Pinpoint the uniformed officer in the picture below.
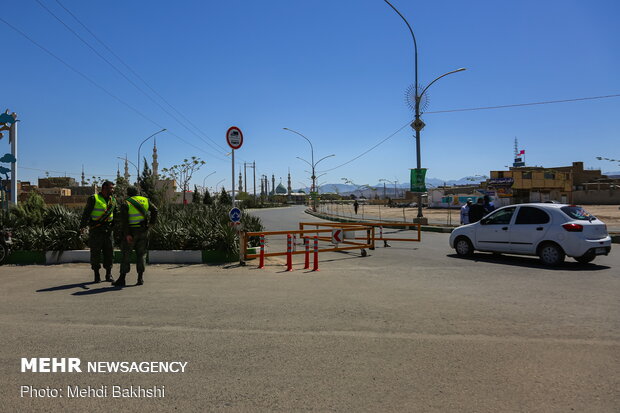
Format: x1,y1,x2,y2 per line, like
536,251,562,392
113,186,158,287
80,180,117,283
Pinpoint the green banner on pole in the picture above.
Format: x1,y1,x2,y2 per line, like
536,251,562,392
410,168,427,192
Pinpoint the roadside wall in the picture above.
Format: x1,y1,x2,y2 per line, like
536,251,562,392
572,190,620,204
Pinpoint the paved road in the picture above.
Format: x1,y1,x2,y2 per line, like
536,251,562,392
1,205,618,412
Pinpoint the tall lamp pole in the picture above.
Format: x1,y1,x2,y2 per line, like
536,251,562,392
383,0,465,220
137,128,166,180
283,127,334,210
202,171,216,194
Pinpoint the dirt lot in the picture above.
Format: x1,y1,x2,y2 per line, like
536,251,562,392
318,203,620,230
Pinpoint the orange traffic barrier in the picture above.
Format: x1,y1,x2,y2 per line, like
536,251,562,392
304,236,310,269
300,222,420,245
258,234,265,269
286,234,293,271
312,236,319,271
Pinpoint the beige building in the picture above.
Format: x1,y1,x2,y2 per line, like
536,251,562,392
489,162,619,204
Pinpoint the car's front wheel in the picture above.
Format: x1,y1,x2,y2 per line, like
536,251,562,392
538,242,565,266
575,251,596,264
454,236,474,257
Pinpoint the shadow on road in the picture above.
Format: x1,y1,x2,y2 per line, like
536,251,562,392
447,253,611,271
71,285,136,296
36,282,97,292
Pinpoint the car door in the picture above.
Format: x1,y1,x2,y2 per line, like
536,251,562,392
474,207,516,252
509,206,551,254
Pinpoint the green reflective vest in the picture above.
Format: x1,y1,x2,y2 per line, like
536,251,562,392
127,196,149,227
90,194,114,223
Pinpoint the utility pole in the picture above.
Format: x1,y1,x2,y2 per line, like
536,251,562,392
244,161,256,198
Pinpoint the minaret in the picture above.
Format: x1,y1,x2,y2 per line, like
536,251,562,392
287,169,292,195
152,138,159,178
116,164,120,180
81,165,86,186
271,174,275,196
124,156,130,181
238,172,243,193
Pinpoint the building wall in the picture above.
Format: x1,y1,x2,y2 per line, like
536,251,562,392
572,189,620,204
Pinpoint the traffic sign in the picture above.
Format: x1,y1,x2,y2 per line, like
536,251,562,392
226,126,243,150
411,118,426,132
331,229,344,244
229,207,242,223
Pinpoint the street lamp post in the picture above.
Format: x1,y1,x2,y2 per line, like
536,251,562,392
116,156,139,180
137,128,166,180
283,127,335,210
202,171,216,194
383,0,465,220
379,178,398,199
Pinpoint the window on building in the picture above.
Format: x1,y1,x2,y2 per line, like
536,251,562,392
497,172,504,178
522,171,532,179
515,206,550,225
544,172,555,179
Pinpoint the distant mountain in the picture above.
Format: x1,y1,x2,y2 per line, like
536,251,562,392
305,176,487,197
604,171,620,178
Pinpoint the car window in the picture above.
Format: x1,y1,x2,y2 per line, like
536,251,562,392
515,206,550,225
480,207,516,225
560,206,597,221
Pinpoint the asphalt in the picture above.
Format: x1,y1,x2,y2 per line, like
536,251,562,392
1,205,618,412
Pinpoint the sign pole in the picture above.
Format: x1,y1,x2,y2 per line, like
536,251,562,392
10,121,17,206
231,149,235,205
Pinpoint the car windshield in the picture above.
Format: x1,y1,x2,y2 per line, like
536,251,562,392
560,206,597,221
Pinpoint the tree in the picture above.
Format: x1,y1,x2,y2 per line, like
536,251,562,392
219,187,232,205
115,176,130,200
202,188,213,205
160,156,206,205
192,185,202,203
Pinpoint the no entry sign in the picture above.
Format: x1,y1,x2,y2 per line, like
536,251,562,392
226,126,243,150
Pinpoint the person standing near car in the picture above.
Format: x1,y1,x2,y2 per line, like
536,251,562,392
468,198,486,223
460,198,472,225
113,186,158,287
353,200,359,214
483,195,496,214
80,180,117,283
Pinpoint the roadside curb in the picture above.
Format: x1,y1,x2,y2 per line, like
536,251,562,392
5,249,241,265
306,209,620,243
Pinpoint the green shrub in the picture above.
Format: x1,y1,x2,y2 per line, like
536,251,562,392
1,200,263,252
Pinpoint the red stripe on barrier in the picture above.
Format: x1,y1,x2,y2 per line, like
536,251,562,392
312,236,319,271
286,234,293,271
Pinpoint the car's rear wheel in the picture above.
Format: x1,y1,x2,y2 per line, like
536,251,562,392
455,237,474,257
575,251,596,264
538,242,565,266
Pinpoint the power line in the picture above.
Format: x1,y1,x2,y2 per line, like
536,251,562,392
36,0,228,157
320,121,411,172
54,0,228,155
323,93,620,173
18,166,116,177
425,94,620,114
0,15,226,161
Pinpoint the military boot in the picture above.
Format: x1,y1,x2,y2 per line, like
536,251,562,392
137,273,144,286
112,274,126,287
104,268,114,283
93,270,101,283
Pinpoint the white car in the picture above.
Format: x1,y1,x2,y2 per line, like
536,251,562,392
449,203,612,265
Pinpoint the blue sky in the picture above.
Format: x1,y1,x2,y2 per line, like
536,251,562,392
3,0,619,192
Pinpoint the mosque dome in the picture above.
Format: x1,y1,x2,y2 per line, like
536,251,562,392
275,183,288,194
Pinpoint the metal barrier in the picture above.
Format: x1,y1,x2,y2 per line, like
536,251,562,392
242,225,375,265
299,221,421,247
